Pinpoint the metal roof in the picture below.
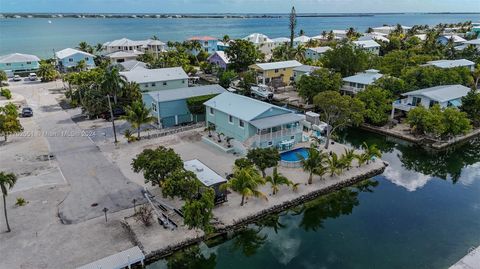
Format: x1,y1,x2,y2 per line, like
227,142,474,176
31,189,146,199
104,38,165,47
188,36,218,41
243,33,273,44
307,46,331,53
147,84,226,103
55,48,94,59
402,84,471,103
204,92,292,121
293,65,320,73
271,37,290,43
207,51,230,64
250,113,305,129
120,67,188,84
251,60,302,71
439,35,466,43
343,70,383,85
106,51,142,59
353,39,381,48
0,53,40,63
117,60,146,71
76,246,144,269
184,159,227,187
464,39,480,45
426,59,475,69
293,35,311,42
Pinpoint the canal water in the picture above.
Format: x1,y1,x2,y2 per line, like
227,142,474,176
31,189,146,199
148,129,480,269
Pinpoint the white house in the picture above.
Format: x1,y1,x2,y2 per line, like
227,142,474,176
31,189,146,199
341,69,383,94
391,84,472,118
305,46,331,61
293,35,311,47
463,39,480,49
103,38,166,55
424,59,475,71
359,34,389,43
243,33,274,56
353,39,381,55
271,37,290,48
120,67,189,92
372,25,412,35
105,51,142,63
437,35,467,46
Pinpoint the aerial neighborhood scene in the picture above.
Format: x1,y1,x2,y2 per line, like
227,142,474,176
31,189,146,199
1,0,480,268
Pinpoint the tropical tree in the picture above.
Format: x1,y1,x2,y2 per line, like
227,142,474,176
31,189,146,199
234,157,254,169
0,71,7,84
265,167,292,195
121,100,155,139
292,44,306,62
161,169,201,201
313,91,365,149
460,88,480,127
37,60,58,82
356,86,393,126
301,145,328,184
218,69,237,88
221,166,266,206
77,41,93,54
326,152,344,177
0,171,17,232
101,66,126,104
0,103,23,142
289,6,297,48
131,146,183,186
322,42,369,77
182,188,215,233
361,142,382,164
225,40,262,72
297,68,342,103
75,59,87,72
341,148,356,170
246,147,280,178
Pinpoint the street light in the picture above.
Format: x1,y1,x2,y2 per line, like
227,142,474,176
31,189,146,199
102,207,109,223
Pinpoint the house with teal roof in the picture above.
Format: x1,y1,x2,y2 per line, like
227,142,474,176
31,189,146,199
204,92,304,152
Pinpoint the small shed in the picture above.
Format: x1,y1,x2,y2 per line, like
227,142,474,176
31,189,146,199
184,159,228,204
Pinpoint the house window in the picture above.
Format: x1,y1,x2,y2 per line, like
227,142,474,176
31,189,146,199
69,58,73,62
182,80,185,84
412,97,422,106
145,84,149,88
85,57,89,61
228,115,233,124
274,69,279,73
429,100,438,107
163,82,167,86
151,83,156,87
152,103,157,112
26,61,31,64
6,63,11,66
239,120,244,128
209,107,214,115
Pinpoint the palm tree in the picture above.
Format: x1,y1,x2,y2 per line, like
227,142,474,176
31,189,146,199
346,27,357,40
1,171,17,232
101,66,126,104
355,152,370,167
75,59,87,72
293,44,306,62
221,166,267,206
265,167,291,195
301,145,328,184
77,41,93,54
326,152,343,177
121,100,155,139
362,142,382,164
222,35,230,43
341,148,356,170
94,43,103,54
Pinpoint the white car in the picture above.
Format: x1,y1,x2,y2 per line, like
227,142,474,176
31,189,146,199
13,75,22,81
28,73,37,81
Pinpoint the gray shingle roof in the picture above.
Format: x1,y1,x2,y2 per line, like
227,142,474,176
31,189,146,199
148,84,226,102
402,84,471,102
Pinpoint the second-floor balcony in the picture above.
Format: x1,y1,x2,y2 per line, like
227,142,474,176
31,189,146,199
392,99,415,111
341,85,364,94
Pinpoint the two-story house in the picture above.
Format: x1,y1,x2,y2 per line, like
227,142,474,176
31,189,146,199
391,84,472,119
120,67,189,92
55,48,95,71
424,59,475,72
341,69,383,95
243,33,275,56
249,60,302,87
204,92,304,153
0,53,40,73
187,36,219,54
305,46,331,61
353,39,381,55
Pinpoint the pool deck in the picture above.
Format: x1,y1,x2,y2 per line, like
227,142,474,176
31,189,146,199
449,246,480,269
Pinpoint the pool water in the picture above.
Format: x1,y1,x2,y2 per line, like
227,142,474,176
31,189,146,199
280,148,309,162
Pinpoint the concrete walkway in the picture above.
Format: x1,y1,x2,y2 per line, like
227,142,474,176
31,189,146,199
9,80,144,224
450,246,480,269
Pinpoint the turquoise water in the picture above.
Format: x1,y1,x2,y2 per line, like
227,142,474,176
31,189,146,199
280,147,309,162
148,129,480,269
1,13,480,57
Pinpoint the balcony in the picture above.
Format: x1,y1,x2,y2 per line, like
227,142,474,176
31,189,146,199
245,127,302,148
392,99,415,112
341,85,364,94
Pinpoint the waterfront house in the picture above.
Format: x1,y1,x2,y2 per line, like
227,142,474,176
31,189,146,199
293,35,311,47
391,84,471,118
55,48,95,71
120,67,189,92
293,65,320,82
207,51,230,70
305,46,331,61
359,34,389,43
187,36,219,54
353,39,381,55
462,39,480,49
424,59,475,71
372,25,412,35
331,30,348,39
103,38,166,55
437,35,467,46
105,51,142,63
204,92,304,151
217,41,230,51
243,33,275,56
143,84,226,128
116,60,147,71
249,60,302,87
341,69,383,95
271,37,290,48
0,53,40,73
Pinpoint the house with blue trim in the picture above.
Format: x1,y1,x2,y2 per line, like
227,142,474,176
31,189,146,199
55,48,95,71
204,92,304,152
120,67,189,92
0,53,40,73
143,84,226,128
187,36,219,54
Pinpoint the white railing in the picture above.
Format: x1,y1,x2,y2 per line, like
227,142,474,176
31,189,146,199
244,127,301,148
392,99,414,111
341,85,363,94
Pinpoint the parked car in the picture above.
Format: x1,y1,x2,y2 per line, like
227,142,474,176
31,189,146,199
28,73,37,81
13,75,22,81
21,107,33,117
99,107,125,121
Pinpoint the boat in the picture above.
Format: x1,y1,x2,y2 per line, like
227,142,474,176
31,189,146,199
251,84,273,100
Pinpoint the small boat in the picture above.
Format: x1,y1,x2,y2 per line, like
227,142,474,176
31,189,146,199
48,20,52,24
251,84,273,100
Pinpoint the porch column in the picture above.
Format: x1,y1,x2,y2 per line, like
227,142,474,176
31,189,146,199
390,106,395,120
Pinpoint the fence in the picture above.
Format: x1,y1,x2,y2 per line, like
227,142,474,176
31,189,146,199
144,122,204,140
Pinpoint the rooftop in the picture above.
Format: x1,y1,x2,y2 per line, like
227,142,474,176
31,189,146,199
426,59,475,69
251,60,302,71
307,46,331,53
184,159,227,187
439,35,467,43
117,60,146,71
243,33,273,44
76,246,144,269
271,37,290,43
293,65,320,73
207,51,230,64
106,51,143,59
293,35,311,42
55,48,93,59
0,53,40,64
402,84,471,102
104,38,165,47
343,69,383,85
353,39,381,48
250,113,305,129
120,67,188,84
204,92,292,122
464,39,480,45
147,84,226,103
188,36,218,41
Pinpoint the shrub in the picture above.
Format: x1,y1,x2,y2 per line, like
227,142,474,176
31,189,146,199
134,205,154,227
15,197,27,206
0,88,12,100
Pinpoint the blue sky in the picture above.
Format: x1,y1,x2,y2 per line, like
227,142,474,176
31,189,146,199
1,0,479,13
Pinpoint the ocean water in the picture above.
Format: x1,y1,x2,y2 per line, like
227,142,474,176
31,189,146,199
1,13,480,58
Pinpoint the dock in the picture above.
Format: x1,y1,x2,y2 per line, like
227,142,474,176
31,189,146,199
76,246,145,269
449,246,480,269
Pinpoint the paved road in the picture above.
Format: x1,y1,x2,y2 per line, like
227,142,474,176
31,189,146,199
9,80,144,224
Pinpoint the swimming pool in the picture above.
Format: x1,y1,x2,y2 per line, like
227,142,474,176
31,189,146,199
280,147,309,162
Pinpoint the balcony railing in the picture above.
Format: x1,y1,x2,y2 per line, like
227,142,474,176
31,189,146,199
392,99,415,111
244,127,302,148
341,85,363,94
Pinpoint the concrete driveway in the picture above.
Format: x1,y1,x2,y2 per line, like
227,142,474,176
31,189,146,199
8,80,144,224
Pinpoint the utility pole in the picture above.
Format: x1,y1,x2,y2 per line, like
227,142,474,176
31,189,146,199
107,94,118,143
102,207,109,223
